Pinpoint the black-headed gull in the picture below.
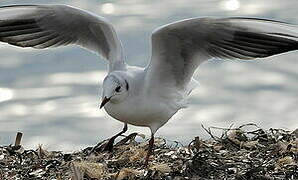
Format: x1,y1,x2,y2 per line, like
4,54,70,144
1,4,298,165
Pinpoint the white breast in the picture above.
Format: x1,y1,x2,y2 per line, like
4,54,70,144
104,94,178,130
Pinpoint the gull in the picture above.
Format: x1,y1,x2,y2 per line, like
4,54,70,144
1,4,298,165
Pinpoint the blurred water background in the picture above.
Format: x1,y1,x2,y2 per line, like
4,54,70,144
0,0,298,151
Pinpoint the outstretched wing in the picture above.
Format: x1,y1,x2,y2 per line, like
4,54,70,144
0,4,125,71
146,17,298,92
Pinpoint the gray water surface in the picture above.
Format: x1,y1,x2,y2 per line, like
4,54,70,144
0,0,298,151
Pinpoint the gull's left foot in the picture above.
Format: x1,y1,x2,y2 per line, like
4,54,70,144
103,132,138,151
89,123,128,154
115,132,138,146
102,135,117,152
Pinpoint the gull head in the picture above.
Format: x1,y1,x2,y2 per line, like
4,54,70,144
100,73,129,108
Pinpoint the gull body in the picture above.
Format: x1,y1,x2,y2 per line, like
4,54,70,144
103,67,188,133
1,4,298,164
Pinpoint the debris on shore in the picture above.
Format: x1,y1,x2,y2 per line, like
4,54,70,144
0,124,297,179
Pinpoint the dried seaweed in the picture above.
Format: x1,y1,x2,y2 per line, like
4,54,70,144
0,125,297,179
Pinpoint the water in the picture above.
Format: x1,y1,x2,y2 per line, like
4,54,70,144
0,0,298,151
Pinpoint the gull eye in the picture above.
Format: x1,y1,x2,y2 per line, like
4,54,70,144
115,86,121,92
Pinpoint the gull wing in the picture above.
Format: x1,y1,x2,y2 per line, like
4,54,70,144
146,17,298,91
0,5,125,71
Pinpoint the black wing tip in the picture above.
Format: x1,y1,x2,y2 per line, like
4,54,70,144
234,31,298,58
225,17,295,25
0,4,38,9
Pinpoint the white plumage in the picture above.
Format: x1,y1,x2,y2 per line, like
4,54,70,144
1,4,298,164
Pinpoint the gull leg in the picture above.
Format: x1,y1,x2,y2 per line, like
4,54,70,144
90,123,127,153
145,133,154,166
103,123,128,151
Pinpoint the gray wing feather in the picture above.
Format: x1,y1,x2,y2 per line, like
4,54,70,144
0,5,125,71
147,17,298,89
